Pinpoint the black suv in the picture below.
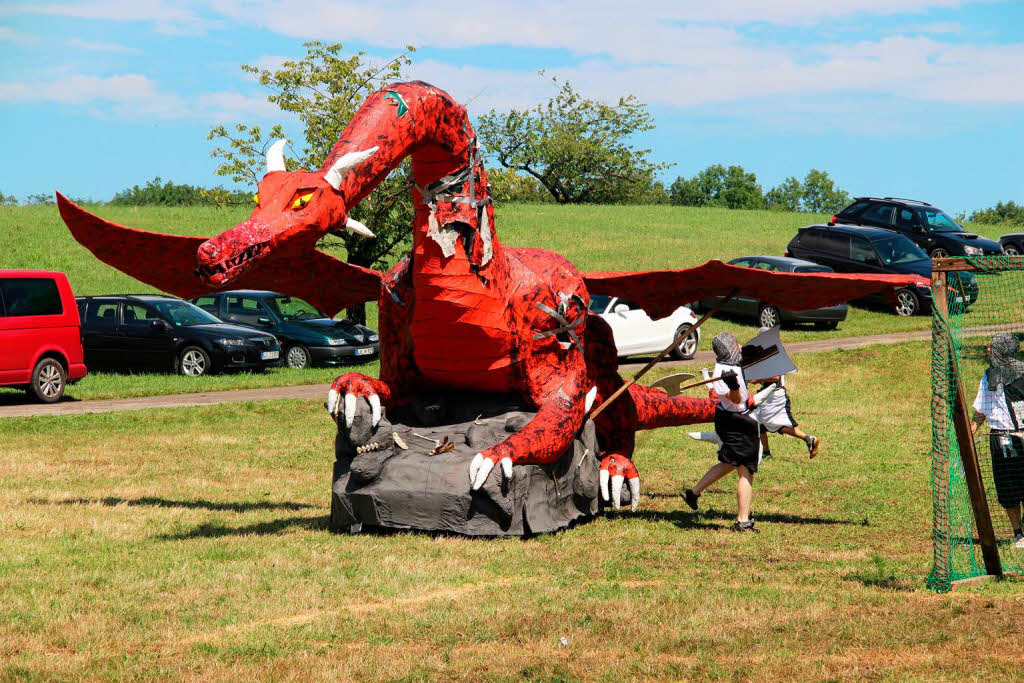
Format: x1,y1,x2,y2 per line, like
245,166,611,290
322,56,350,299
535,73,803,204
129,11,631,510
76,295,281,376
787,224,957,316
190,290,379,369
832,197,1001,259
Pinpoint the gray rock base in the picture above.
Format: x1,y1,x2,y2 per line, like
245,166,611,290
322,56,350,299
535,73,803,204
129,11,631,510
330,393,624,536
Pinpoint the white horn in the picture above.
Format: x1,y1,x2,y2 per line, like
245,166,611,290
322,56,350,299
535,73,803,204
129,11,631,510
324,146,378,190
265,139,287,173
344,217,375,238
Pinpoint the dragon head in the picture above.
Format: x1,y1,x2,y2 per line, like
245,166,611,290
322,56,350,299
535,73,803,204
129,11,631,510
194,140,378,286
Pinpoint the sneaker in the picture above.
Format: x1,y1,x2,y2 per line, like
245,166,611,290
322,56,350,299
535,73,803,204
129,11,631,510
683,488,699,510
805,435,820,459
762,449,773,459
732,520,759,533
1014,531,1024,549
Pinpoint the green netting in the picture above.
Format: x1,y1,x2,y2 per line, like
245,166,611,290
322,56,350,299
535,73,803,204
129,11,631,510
929,256,1024,591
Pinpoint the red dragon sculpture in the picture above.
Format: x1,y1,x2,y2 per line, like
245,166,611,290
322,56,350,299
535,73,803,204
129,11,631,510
57,81,922,510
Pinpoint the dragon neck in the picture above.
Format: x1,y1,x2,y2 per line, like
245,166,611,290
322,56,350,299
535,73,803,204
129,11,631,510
323,80,504,273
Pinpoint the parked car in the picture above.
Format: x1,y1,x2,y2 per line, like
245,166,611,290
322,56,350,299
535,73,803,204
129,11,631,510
786,224,976,316
998,232,1024,255
697,256,848,330
831,197,1002,259
76,294,281,376
589,295,699,359
0,270,87,402
189,290,379,369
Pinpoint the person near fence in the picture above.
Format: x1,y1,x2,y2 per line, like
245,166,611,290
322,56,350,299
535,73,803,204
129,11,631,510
970,333,1024,549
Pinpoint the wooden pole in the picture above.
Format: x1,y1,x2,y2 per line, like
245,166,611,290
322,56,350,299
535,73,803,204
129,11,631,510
589,290,737,420
934,269,1002,577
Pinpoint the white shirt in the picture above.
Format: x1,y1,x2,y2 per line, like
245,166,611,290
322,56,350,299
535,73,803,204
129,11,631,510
757,375,788,414
712,362,748,413
973,373,1016,431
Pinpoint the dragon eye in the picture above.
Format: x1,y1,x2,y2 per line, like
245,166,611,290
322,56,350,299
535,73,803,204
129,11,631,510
253,194,259,205
292,192,314,210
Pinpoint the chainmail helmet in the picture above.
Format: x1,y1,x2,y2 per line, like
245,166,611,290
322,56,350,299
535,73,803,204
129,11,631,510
712,332,742,365
986,333,1024,387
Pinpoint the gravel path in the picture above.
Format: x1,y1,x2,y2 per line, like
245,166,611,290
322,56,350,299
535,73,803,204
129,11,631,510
0,329,935,419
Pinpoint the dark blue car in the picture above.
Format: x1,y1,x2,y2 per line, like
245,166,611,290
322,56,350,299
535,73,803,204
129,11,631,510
191,290,379,369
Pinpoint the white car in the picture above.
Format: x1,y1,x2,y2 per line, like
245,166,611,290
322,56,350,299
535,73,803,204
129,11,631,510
589,295,700,359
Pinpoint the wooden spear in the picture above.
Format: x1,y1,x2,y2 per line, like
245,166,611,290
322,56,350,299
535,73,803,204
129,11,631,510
588,290,737,420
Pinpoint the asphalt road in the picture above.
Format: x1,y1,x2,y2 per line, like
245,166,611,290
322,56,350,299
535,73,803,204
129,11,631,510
0,329,934,419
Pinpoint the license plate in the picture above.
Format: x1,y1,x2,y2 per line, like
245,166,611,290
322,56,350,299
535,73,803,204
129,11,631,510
261,351,279,360
355,347,374,356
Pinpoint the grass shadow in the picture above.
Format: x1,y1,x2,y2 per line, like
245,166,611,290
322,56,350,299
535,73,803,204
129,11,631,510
157,514,328,540
29,496,315,513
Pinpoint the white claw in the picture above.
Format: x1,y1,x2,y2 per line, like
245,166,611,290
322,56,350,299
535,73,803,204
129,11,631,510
369,394,382,427
688,431,722,445
611,474,624,510
584,385,598,412
326,388,339,416
599,469,610,501
470,453,494,490
752,383,779,408
500,457,513,481
629,477,641,512
344,393,357,429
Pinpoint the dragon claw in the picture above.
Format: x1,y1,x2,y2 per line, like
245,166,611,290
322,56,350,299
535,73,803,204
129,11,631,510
469,453,513,490
599,454,641,512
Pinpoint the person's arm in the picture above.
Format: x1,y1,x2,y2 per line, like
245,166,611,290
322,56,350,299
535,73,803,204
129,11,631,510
971,411,986,436
721,370,743,404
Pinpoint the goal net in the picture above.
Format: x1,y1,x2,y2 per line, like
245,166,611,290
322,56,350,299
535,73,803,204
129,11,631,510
929,256,1024,591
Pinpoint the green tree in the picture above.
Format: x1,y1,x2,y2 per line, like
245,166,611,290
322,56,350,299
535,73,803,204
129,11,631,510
207,41,416,323
801,168,850,214
110,177,252,206
970,201,1024,226
477,76,670,204
485,167,552,203
764,176,803,212
669,164,763,210
0,191,17,206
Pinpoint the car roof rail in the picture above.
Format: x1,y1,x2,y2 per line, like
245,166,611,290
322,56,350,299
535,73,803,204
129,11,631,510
882,197,932,206
76,293,179,300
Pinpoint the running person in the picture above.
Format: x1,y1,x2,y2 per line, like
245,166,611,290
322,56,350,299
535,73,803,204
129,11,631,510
970,333,1024,549
682,332,764,532
754,374,819,459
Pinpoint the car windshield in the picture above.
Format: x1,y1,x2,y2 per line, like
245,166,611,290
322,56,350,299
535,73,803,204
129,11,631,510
588,294,611,313
921,209,962,233
266,295,325,321
872,236,928,264
149,300,222,327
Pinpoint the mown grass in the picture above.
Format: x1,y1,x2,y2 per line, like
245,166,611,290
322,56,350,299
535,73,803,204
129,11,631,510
0,202,1003,400
2,341,1022,680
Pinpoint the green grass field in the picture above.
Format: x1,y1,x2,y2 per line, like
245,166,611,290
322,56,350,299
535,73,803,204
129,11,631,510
5,201,998,401
2,342,1023,680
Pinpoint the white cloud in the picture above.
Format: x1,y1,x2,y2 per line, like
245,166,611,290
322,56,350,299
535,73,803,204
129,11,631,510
13,0,211,35
0,26,36,44
68,38,143,54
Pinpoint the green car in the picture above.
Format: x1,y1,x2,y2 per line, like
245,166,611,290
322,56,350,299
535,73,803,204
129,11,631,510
191,290,379,369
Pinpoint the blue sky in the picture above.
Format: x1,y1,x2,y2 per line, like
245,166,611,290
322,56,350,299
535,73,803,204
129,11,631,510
1,1,1022,212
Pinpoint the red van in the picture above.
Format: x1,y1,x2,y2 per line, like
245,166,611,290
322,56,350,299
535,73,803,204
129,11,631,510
0,271,87,402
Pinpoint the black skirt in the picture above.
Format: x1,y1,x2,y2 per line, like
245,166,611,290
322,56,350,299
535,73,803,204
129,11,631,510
715,406,761,473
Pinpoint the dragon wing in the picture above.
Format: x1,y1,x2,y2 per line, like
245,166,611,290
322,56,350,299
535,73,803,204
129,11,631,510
583,260,929,320
57,192,382,316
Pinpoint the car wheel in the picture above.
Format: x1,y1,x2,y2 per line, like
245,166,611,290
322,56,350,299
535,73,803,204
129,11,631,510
177,346,211,376
930,247,949,259
28,357,66,403
758,305,781,329
894,289,919,317
671,324,697,360
813,320,839,331
285,344,311,369
1005,244,1021,256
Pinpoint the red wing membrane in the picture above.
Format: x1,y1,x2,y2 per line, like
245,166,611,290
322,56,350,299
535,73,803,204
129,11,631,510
583,260,929,320
56,192,382,316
